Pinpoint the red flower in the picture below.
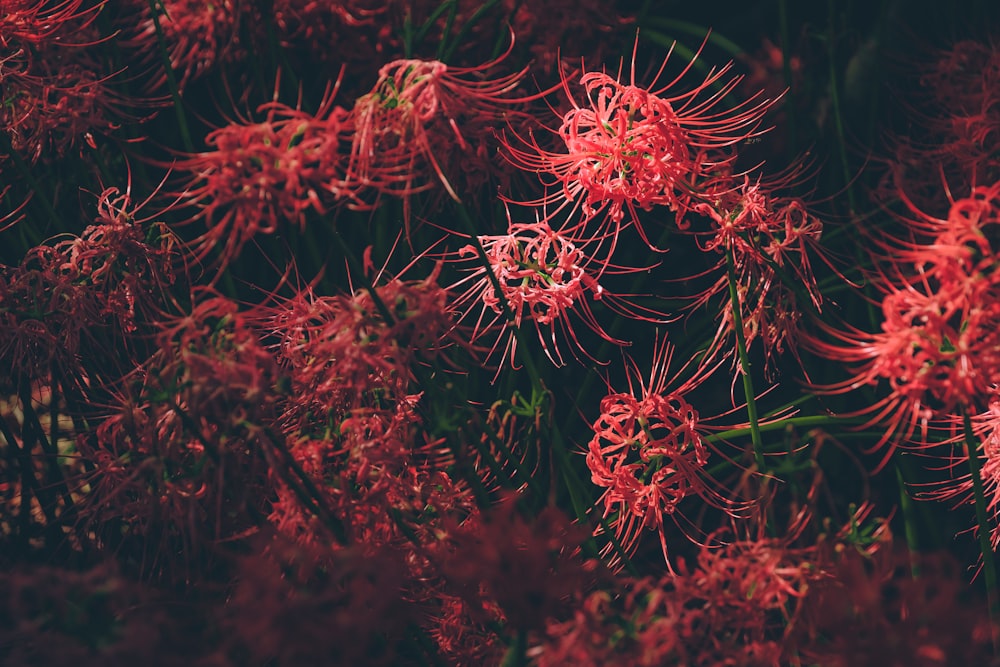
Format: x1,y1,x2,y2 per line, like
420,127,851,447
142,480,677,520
169,78,354,271
347,53,540,219
501,38,775,246
586,337,751,570
116,0,241,92
805,182,1000,470
688,172,827,374
449,216,661,371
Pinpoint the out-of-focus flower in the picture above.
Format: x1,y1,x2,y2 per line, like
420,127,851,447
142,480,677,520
169,79,355,271
115,0,241,92
531,534,813,666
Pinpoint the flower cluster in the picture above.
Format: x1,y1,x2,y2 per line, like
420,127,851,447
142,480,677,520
4,4,1000,666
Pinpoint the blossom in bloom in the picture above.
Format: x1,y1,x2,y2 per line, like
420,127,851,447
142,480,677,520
169,78,355,271
0,1,95,49
501,38,775,246
805,181,1000,470
256,264,475,549
348,53,540,220
0,1,122,162
116,0,241,92
687,172,827,373
586,337,751,570
449,216,663,371
918,396,1000,554
795,545,997,666
1,59,125,163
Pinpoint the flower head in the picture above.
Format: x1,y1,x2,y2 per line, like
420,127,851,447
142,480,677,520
501,38,775,245
586,337,750,570
348,53,540,218
450,217,641,371
170,79,354,271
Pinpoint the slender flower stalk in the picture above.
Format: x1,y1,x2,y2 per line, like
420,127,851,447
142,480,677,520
963,409,1000,652
726,248,765,473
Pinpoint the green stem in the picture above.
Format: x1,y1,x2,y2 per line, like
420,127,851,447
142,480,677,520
825,0,856,216
963,409,1000,653
147,0,195,153
453,205,544,388
0,133,59,243
704,414,860,444
725,249,765,472
777,0,797,160
894,461,921,578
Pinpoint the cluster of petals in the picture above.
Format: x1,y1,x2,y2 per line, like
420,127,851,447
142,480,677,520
919,398,1000,551
808,180,1000,466
0,37,124,163
257,266,470,547
586,338,748,570
348,54,538,207
172,83,355,268
501,41,774,245
887,40,1000,212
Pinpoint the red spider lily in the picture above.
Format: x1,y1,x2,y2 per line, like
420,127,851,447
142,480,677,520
807,273,1000,471
916,396,1000,554
0,0,102,51
76,291,277,580
255,264,475,549
533,535,813,666
687,173,826,373
448,216,665,372
0,187,178,387
259,261,457,432
796,546,998,666
586,337,754,571
500,37,775,247
2,62,126,162
806,182,1000,470
116,0,241,92
883,41,1000,212
347,51,542,219
412,497,610,663
168,76,355,272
